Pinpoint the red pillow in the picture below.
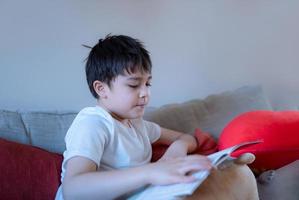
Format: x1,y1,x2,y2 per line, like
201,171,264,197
193,128,218,155
0,138,63,200
151,128,218,162
218,111,299,173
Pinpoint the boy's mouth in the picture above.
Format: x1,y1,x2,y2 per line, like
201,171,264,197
136,103,147,107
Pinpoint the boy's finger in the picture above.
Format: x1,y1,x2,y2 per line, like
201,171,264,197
175,174,197,183
234,153,255,165
179,161,212,175
184,154,211,163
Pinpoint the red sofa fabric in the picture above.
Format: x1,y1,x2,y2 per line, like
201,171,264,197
0,138,63,200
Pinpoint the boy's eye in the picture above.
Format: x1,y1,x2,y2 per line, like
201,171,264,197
128,85,139,88
128,83,152,88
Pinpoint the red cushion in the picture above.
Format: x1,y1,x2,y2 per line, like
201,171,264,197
218,111,299,173
151,143,168,162
193,128,218,155
0,138,63,200
151,128,218,162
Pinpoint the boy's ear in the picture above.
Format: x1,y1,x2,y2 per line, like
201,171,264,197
93,80,108,99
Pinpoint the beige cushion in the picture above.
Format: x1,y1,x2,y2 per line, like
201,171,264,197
143,85,272,139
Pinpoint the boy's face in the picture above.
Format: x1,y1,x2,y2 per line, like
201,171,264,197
99,71,152,120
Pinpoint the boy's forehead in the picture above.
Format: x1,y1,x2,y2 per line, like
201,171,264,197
122,72,152,80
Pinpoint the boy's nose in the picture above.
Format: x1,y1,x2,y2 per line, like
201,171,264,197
139,86,150,98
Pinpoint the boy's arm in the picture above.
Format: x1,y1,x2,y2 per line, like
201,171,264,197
155,128,256,166
63,156,148,200
63,154,211,200
154,128,198,160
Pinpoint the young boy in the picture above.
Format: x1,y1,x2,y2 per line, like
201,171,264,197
55,35,258,200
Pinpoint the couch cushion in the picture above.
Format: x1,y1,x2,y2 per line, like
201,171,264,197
144,85,272,139
0,138,63,200
0,110,29,144
21,111,77,153
219,110,299,172
257,160,299,200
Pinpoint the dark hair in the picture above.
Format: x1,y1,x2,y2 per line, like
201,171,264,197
85,34,152,99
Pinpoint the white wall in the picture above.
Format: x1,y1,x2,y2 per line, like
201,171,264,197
1,0,299,110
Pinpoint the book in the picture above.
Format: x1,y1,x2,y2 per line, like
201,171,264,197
129,140,261,200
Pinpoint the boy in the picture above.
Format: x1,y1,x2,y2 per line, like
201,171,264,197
55,35,258,200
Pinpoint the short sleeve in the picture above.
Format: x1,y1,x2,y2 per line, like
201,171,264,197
64,115,113,168
143,120,161,143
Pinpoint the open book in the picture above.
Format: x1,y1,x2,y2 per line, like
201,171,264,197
130,140,261,200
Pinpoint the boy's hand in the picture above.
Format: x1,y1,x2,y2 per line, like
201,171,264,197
145,155,212,186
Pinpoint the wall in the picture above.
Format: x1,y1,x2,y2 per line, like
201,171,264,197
1,0,298,110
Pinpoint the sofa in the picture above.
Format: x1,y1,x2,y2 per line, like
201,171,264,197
1,85,298,200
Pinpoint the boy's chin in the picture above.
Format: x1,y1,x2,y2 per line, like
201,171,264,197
130,110,145,119
132,113,144,119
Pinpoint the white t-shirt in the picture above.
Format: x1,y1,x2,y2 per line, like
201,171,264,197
55,106,161,200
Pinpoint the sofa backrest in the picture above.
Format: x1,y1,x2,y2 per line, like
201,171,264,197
0,110,77,154
144,85,272,137
0,85,272,154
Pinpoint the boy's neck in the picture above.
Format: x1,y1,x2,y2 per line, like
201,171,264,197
109,112,132,128
96,101,132,128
